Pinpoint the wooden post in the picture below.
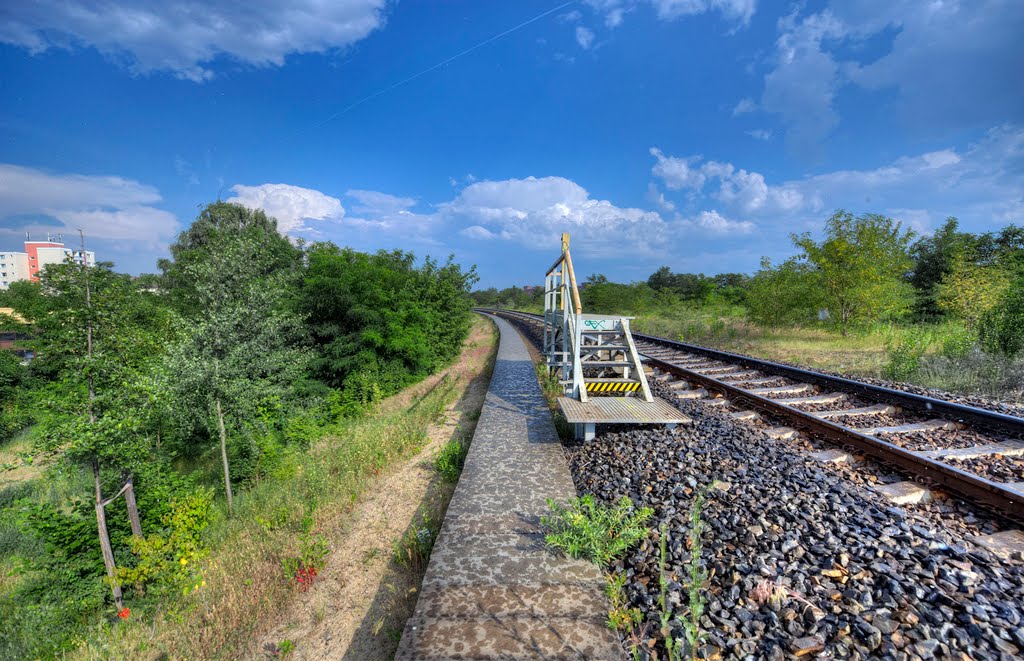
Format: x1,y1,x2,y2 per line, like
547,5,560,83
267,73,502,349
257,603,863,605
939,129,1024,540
94,463,124,609
123,475,143,538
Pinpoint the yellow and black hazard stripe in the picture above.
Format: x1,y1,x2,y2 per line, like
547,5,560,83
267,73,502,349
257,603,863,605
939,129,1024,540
585,382,641,393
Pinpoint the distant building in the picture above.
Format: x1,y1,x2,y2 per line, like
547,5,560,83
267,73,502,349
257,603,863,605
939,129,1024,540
0,234,95,289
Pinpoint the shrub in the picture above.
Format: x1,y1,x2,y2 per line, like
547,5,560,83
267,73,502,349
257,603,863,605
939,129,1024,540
541,494,653,566
433,438,468,483
939,325,974,360
883,328,932,380
979,282,1024,358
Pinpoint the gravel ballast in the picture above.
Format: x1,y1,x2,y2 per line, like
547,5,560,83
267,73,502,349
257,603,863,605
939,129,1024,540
565,404,1024,660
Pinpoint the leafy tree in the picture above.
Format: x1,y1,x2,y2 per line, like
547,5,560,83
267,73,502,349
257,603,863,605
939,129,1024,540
32,259,175,608
745,257,822,328
979,279,1024,358
793,211,915,334
298,245,476,396
161,203,308,513
936,254,1010,328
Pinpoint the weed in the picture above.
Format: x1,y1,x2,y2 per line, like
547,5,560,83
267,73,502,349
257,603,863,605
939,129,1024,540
541,494,653,566
681,488,710,661
657,524,684,661
274,638,296,658
534,362,564,404
392,511,439,573
281,531,330,592
749,577,815,612
433,437,468,483
604,571,643,632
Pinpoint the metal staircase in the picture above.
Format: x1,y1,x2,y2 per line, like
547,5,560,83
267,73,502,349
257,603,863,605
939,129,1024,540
541,234,687,441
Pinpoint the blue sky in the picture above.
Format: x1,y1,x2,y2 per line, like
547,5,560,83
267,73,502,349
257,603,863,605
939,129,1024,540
1,0,1021,287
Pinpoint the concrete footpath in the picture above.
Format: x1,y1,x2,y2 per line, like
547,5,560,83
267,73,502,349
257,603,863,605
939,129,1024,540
395,314,623,660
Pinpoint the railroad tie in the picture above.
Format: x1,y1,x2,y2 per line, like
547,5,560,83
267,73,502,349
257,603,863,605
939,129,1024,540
857,418,962,436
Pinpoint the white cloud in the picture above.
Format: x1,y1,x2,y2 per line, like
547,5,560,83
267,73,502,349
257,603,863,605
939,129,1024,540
649,148,706,191
761,9,845,156
585,0,756,29
346,189,416,216
575,26,596,50
0,0,388,81
440,176,667,255
650,0,755,25
746,129,772,141
559,9,583,22
732,97,756,116
759,1,1024,154
685,210,755,234
651,125,1024,242
646,183,676,212
227,183,344,233
460,225,500,240
0,163,179,243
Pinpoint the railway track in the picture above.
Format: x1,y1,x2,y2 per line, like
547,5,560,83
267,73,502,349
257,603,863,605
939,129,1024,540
491,309,1024,526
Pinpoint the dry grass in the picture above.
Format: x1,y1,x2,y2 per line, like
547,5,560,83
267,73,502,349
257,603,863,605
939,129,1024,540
75,316,498,660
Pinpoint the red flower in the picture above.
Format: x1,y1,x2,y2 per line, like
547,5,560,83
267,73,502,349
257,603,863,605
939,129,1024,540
117,607,131,620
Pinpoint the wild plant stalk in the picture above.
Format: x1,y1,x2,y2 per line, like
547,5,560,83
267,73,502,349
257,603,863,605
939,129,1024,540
658,523,683,661
682,487,710,661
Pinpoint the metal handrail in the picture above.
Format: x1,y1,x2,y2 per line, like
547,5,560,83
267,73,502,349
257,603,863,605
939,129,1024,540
545,233,582,314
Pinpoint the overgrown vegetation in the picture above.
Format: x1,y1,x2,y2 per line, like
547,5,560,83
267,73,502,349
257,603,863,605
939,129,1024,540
0,201,477,658
541,494,653,565
475,213,1024,400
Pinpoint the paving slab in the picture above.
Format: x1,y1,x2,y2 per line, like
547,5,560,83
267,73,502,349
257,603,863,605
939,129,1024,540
395,314,623,660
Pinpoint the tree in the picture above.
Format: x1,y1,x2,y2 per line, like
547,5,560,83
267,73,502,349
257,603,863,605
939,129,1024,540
298,244,476,395
32,257,174,609
161,203,308,513
936,254,1011,328
745,257,822,328
793,211,915,334
979,279,1024,358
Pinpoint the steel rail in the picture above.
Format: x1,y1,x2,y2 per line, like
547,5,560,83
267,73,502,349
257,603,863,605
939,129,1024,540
633,333,1024,436
487,309,1024,522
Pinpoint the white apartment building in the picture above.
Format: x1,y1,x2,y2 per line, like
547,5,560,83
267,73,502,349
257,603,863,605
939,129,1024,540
0,252,31,290
0,237,96,290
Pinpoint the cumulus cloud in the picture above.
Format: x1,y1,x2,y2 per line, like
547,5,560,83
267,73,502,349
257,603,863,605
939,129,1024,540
651,146,809,215
346,189,416,216
575,26,596,50
646,183,676,212
584,0,756,29
0,163,178,243
732,97,756,116
227,183,345,233
759,1,1024,155
441,176,667,255
683,210,755,235
0,0,388,81
650,125,1024,240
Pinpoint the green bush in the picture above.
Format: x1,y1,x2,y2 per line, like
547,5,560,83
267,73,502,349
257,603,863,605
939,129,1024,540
541,494,653,566
939,325,975,360
883,328,932,380
979,282,1024,358
433,438,468,483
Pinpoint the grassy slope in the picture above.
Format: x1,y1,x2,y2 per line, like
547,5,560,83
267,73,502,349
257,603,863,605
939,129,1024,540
75,316,497,659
